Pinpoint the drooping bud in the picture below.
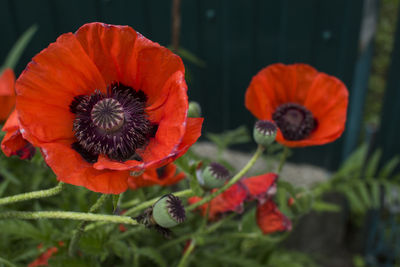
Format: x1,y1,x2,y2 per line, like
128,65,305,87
253,120,277,147
152,194,186,228
199,162,231,189
188,101,201,118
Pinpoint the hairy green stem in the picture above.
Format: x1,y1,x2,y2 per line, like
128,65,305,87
0,182,64,206
187,145,264,211
177,239,196,267
68,194,110,257
277,146,289,174
0,211,138,225
84,189,194,231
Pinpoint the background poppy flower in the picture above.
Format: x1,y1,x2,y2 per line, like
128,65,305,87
128,163,185,189
189,173,290,234
1,110,35,159
245,63,348,147
14,22,203,194
0,68,16,122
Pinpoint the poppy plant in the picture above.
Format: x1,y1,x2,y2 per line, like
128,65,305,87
245,63,348,147
13,22,203,194
128,163,185,189
189,173,292,234
0,68,16,122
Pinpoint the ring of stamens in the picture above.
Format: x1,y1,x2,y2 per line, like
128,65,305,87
272,103,316,141
70,83,154,163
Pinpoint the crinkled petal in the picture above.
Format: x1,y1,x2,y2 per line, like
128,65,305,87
256,200,292,234
241,173,278,200
41,142,129,194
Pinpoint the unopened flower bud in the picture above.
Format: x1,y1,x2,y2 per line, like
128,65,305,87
152,194,185,228
199,162,230,189
188,101,201,118
253,120,277,146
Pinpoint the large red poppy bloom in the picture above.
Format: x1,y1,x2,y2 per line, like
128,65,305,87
0,68,16,122
245,63,348,147
189,173,291,234
128,163,185,189
14,22,203,194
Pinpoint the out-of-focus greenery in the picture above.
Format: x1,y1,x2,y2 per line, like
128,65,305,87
364,0,399,125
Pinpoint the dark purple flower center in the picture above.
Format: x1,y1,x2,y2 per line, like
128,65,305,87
70,82,154,162
255,120,277,135
272,103,316,141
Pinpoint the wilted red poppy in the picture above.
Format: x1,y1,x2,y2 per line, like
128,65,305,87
14,22,203,194
128,163,185,189
188,183,247,220
189,173,290,234
0,68,16,121
1,110,35,159
245,63,348,147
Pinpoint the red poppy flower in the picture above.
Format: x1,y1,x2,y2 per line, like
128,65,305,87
256,199,292,234
245,63,348,147
14,22,203,194
1,110,36,159
128,163,185,189
28,242,64,267
189,173,290,234
0,68,16,121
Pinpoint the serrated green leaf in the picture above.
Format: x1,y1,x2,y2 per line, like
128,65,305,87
312,200,341,212
354,181,371,209
335,144,367,179
112,194,120,213
365,149,382,179
137,247,167,267
1,25,37,71
378,156,400,179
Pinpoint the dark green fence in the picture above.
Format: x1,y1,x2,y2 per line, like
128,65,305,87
0,0,379,170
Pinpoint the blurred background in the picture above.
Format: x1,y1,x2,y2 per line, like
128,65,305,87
1,0,400,266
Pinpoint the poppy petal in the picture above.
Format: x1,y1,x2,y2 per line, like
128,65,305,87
41,142,129,194
0,68,16,121
189,183,247,220
256,200,292,234
241,173,278,200
16,32,106,146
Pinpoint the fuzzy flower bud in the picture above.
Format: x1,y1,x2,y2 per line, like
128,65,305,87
152,194,186,228
188,101,201,118
253,120,277,146
199,162,231,189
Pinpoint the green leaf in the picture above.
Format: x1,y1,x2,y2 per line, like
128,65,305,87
1,25,37,71
206,125,251,151
176,47,206,68
334,144,367,179
312,200,341,212
0,256,17,267
354,181,371,209
365,149,382,179
112,194,120,213
378,155,400,179
137,247,167,267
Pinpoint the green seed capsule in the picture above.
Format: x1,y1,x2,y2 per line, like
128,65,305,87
199,162,231,189
253,120,277,147
152,194,185,228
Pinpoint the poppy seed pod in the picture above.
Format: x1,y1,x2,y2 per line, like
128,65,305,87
253,120,277,147
152,194,186,228
199,162,230,189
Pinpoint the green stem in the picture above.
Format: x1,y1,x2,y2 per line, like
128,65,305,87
277,147,289,174
177,239,196,267
0,211,138,225
68,194,110,257
187,145,264,211
84,189,194,231
124,189,194,216
0,182,64,206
